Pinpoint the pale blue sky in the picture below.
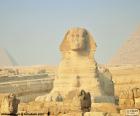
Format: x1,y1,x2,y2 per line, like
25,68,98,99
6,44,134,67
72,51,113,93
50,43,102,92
0,0,140,66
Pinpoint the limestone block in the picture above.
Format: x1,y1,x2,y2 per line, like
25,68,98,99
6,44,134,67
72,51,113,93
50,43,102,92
61,112,82,116
107,113,121,116
119,89,134,99
119,91,128,99
84,112,108,116
120,110,125,116
0,93,20,114
70,99,81,112
44,102,60,115
47,104,59,115
133,88,140,98
26,102,44,112
128,90,134,99
65,89,79,100
55,102,69,114
42,102,57,114
0,97,9,113
93,96,115,103
0,93,9,107
18,103,28,112
91,103,119,113
119,98,134,108
135,97,140,108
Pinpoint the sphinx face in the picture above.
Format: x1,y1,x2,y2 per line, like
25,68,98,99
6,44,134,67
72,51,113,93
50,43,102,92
67,29,87,51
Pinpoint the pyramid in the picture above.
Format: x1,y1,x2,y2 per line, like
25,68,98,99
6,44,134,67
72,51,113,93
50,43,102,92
0,49,17,67
108,27,140,65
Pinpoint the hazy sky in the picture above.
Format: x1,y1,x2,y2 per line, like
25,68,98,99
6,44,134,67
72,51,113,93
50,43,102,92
0,0,140,66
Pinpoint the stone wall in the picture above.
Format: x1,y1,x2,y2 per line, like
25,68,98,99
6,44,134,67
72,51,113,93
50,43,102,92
0,77,54,102
0,65,57,77
0,65,56,102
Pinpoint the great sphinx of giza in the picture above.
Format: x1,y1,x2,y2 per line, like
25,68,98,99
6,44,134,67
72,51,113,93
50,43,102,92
36,28,115,103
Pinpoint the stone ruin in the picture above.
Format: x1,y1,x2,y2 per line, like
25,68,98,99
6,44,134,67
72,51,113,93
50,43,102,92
0,93,20,115
119,87,140,109
36,27,115,105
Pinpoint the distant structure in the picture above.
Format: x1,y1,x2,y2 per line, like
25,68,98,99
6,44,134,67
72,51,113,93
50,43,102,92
0,49,17,67
108,27,140,65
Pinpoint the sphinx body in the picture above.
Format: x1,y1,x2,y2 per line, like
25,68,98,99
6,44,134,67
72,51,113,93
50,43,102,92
53,28,100,97
36,28,115,103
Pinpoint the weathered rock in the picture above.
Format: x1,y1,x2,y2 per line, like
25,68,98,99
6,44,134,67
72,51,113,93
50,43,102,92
107,113,121,116
119,88,140,108
61,112,82,116
135,97,140,108
132,88,140,98
119,90,128,99
119,98,134,108
98,66,115,97
26,101,44,113
119,89,134,99
0,93,20,114
18,103,28,112
84,112,108,116
91,103,119,113
17,100,121,115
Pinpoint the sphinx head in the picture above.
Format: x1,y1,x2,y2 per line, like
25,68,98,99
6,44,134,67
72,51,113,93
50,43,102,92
66,28,88,50
60,28,96,53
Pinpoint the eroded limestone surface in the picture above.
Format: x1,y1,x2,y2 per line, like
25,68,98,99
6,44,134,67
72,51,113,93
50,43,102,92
36,28,115,104
0,93,20,114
